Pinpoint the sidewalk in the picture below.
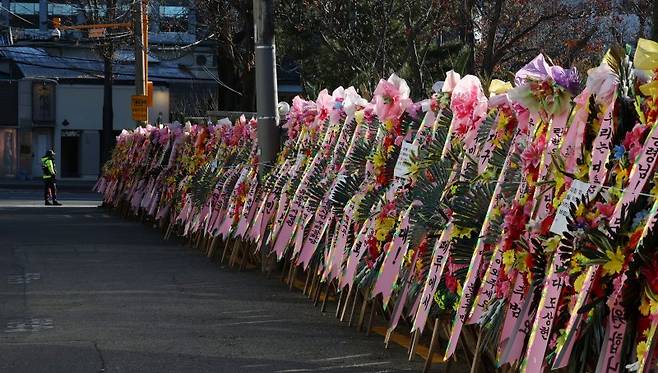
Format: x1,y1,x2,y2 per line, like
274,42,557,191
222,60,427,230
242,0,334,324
0,178,97,193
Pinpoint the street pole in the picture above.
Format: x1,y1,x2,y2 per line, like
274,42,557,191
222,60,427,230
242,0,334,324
133,0,147,125
253,0,280,178
142,0,148,104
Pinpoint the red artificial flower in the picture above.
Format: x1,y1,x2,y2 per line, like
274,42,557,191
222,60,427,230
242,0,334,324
445,273,458,293
416,237,428,256
376,172,390,186
383,135,394,150
629,229,644,250
496,271,510,298
641,258,658,294
539,214,555,235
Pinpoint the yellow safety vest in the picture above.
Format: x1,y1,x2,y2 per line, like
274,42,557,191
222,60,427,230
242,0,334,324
41,157,55,179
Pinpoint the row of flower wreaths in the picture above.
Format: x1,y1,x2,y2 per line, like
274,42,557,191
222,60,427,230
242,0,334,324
97,39,658,372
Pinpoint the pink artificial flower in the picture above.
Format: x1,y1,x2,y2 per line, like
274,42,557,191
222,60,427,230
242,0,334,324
343,86,368,117
316,89,334,123
248,117,258,140
521,133,546,170
330,86,346,123
586,62,619,105
488,93,510,108
373,73,412,122
442,70,461,93
450,75,488,139
623,124,648,162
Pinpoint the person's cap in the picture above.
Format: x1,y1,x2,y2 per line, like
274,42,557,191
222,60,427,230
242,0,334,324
46,150,55,157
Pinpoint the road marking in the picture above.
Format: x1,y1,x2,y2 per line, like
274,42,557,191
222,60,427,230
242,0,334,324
217,309,264,315
310,353,372,362
234,314,272,319
8,273,40,285
5,318,54,333
216,319,290,327
274,361,391,372
241,364,270,369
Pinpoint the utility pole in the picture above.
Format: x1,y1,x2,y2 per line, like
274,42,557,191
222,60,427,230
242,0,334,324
133,0,148,125
253,0,279,177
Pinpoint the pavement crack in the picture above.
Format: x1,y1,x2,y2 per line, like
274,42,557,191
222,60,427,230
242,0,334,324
93,341,106,373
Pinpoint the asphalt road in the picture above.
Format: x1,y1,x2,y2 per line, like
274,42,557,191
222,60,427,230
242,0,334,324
0,189,424,373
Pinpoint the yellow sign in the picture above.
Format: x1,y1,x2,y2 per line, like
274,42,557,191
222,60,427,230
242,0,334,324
88,28,106,38
131,95,147,121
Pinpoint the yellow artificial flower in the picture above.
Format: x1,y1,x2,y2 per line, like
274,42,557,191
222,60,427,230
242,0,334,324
503,250,516,273
375,228,389,241
554,174,566,201
452,225,475,239
379,217,395,232
637,341,649,363
555,329,568,352
489,79,513,96
615,168,628,189
490,207,501,221
407,162,420,178
496,114,510,131
355,110,365,125
518,194,528,206
384,119,394,132
650,177,658,198
602,248,625,276
372,151,386,168
404,249,415,264
516,251,529,272
553,188,568,210
640,295,651,316
574,272,587,293
544,236,561,254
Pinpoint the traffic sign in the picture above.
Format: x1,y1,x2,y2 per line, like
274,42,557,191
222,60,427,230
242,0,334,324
131,95,148,121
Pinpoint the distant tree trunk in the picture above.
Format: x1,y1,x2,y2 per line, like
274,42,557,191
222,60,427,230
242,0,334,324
216,44,240,111
101,54,114,167
653,0,658,41
481,0,504,78
460,0,476,74
403,14,423,94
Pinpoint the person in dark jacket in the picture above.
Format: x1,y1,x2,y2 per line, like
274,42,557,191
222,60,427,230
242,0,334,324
41,150,61,206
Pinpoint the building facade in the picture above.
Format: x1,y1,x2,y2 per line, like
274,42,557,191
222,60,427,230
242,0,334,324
0,0,301,180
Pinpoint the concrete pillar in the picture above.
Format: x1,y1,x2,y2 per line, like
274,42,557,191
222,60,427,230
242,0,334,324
2,0,10,27
39,0,47,31
149,0,159,33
